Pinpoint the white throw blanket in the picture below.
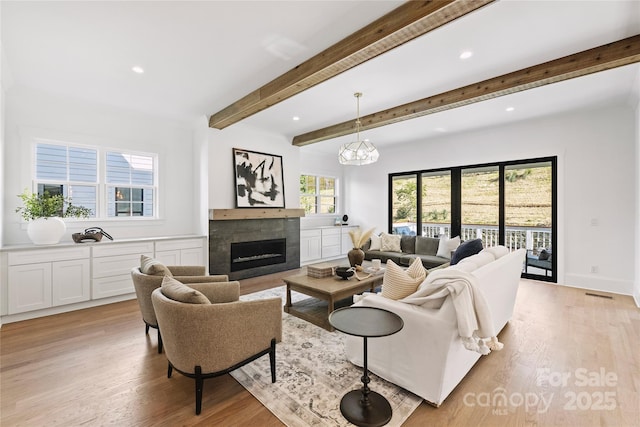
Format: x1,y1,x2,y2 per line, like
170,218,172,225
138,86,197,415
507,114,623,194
400,269,504,355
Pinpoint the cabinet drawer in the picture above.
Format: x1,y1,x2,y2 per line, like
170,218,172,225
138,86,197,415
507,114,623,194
8,246,90,265
301,229,321,238
323,235,341,246
322,245,341,258
92,242,154,258
155,239,204,252
93,253,151,278
92,274,135,299
321,228,341,236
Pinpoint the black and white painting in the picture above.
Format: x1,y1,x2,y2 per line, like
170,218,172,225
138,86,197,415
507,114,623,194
233,148,285,208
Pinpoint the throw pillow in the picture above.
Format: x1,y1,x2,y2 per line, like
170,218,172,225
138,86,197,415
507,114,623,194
161,276,210,304
538,249,550,260
435,236,461,259
451,238,483,265
140,255,173,277
381,258,426,300
400,235,416,254
369,234,381,251
380,233,402,252
415,236,439,256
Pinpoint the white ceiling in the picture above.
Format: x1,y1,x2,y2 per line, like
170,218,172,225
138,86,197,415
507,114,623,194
2,0,639,155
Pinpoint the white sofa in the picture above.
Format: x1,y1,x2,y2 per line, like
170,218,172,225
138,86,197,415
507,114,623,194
344,247,526,406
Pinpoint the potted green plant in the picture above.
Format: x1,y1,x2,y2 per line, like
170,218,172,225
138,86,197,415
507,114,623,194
16,189,92,245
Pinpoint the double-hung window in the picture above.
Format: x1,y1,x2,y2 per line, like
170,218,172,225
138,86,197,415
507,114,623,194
33,141,157,219
35,143,98,217
299,174,337,215
106,152,155,217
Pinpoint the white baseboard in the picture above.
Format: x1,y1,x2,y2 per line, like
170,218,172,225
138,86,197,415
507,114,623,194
0,293,137,326
562,274,634,297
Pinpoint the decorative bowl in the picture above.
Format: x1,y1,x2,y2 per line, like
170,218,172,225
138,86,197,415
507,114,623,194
335,267,354,280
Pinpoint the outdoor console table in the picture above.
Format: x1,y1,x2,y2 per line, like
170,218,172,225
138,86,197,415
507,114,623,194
329,306,404,427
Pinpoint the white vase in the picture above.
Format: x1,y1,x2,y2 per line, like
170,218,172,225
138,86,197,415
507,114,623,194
27,217,66,245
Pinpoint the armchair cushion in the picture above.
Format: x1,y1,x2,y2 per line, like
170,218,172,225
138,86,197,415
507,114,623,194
161,276,210,304
140,255,173,277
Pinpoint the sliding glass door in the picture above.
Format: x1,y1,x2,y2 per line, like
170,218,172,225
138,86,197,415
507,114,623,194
461,166,500,246
389,157,557,282
421,171,451,237
505,162,554,280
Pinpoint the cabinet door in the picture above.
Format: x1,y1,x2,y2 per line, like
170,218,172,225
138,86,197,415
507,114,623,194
8,263,52,314
154,250,181,265
180,248,204,266
321,229,341,259
52,259,91,306
300,230,322,263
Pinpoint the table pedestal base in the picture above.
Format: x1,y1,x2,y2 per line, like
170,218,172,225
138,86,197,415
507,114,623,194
339,389,392,427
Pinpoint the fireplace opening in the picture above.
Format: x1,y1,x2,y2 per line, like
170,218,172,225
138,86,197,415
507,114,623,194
230,238,286,272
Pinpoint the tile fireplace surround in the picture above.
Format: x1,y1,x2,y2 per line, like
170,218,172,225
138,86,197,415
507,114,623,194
209,209,303,280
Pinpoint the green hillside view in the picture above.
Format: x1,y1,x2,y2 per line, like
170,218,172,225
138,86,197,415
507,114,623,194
393,166,552,228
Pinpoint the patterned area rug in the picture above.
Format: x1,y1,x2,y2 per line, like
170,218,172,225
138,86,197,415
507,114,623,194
231,286,422,426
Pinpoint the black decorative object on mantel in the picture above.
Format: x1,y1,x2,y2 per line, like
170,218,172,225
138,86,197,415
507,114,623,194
233,148,285,208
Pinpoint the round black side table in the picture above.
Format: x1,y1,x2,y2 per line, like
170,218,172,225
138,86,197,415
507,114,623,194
329,306,404,427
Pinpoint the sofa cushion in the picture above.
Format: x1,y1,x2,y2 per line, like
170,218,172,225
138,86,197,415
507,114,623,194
451,238,483,265
369,234,381,251
481,245,509,259
381,233,402,252
415,236,440,256
381,258,426,300
436,236,461,259
140,255,173,277
400,235,416,254
161,276,210,304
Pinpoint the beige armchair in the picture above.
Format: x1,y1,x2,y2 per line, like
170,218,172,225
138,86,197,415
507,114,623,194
131,265,229,353
151,280,282,415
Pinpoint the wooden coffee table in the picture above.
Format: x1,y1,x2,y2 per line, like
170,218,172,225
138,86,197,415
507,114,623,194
283,264,383,331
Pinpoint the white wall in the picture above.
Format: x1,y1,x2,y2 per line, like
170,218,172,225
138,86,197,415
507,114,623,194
635,96,640,306
341,104,636,296
207,123,300,210
2,86,203,245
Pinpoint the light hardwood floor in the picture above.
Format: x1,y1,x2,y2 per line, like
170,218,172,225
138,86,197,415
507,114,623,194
1,271,639,426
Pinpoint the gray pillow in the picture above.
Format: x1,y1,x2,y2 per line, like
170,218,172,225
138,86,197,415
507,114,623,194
161,276,210,304
400,235,416,254
415,236,439,256
140,254,173,277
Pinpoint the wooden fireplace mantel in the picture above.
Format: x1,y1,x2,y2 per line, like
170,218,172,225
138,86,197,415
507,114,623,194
209,208,305,221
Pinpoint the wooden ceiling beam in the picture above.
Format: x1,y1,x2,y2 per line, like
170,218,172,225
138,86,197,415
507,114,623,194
208,0,495,129
292,34,640,146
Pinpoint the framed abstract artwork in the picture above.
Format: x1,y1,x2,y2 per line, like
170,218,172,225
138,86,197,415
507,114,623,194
233,148,285,208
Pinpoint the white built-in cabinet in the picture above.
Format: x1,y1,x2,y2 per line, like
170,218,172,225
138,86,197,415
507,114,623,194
300,226,359,265
155,239,205,265
7,246,91,315
300,229,322,264
1,236,206,321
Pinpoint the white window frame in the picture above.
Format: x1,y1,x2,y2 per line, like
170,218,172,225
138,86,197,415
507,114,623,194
299,174,338,215
32,139,159,220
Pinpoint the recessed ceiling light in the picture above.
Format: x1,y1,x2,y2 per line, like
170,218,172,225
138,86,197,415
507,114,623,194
292,116,300,121
459,51,473,60
506,106,515,112
132,66,144,74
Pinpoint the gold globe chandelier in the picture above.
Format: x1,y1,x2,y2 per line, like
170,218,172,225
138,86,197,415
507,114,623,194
338,92,379,166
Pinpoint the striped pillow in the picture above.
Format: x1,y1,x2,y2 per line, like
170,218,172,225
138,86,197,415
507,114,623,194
381,258,427,300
